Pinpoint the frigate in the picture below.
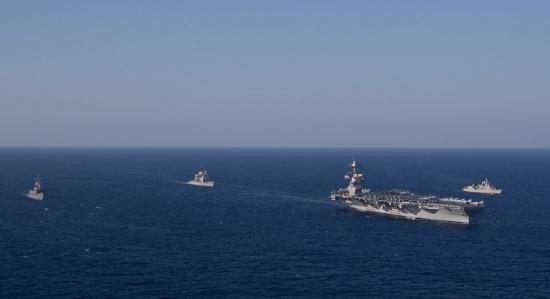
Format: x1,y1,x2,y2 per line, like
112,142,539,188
27,174,44,200
330,161,484,224
186,169,215,187
463,178,502,194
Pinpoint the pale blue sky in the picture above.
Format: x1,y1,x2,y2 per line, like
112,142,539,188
1,1,549,147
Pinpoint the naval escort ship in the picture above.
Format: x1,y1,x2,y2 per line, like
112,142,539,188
463,178,502,195
330,161,484,224
186,169,215,187
27,174,44,200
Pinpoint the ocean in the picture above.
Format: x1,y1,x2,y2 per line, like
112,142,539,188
1,148,549,297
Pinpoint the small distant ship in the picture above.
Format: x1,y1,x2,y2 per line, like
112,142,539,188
463,178,502,195
330,161,485,224
28,174,44,200
186,169,215,187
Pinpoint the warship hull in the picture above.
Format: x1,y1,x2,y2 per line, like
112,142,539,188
186,181,214,187
331,191,484,225
27,191,44,201
463,188,502,195
343,198,470,224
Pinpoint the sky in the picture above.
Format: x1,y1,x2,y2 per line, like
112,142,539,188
1,1,549,147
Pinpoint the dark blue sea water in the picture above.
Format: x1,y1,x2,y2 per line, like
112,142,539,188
1,148,549,297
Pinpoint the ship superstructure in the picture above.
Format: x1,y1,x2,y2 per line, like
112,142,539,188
463,179,502,195
330,161,484,224
186,169,215,187
27,174,44,200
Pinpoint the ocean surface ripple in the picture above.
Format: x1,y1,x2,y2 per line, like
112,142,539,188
1,148,549,297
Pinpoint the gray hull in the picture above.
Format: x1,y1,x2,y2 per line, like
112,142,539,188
27,190,44,201
343,198,471,224
186,180,215,187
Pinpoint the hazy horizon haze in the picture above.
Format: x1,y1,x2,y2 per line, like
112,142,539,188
1,1,549,147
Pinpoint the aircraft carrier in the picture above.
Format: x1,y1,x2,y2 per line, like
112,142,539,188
330,161,484,224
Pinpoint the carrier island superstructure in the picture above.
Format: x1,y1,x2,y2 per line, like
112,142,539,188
330,161,484,224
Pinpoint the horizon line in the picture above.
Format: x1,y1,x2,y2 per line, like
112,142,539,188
0,146,549,150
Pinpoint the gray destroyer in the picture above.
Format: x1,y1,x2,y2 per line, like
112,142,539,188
186,169,215,187
27,174,44,201
330,161,484,224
